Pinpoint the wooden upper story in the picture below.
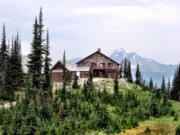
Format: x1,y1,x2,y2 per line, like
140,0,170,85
76,49,119,70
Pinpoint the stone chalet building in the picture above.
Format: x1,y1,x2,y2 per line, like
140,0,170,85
51,48,120,82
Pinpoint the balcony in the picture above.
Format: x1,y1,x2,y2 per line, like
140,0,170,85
91,65,117,70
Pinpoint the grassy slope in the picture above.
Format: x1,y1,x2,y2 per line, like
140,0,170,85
1,79,179,135
91,78,180,135
119,101,180,135
118,82,180,135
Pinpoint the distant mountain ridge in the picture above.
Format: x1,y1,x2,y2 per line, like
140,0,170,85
69,48,177,86
110,48,177,85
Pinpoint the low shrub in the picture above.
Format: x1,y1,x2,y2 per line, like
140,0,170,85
176,124,180,135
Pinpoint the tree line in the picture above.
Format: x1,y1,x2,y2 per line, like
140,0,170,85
0,25,23,100
118,57,180,102
119,58,144,86
0,8,51,101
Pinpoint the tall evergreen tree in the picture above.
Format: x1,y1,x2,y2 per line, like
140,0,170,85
0,25,8,91
167,78,171,99
135,63,141,85
4,45,14,100
72,75,79,89
10,33,23,91
0,25,14,100
87,70,94,90
161,76,168,104
127,61,133,83
114,75,119,95
43,30,51,93
171,64,180,101
149,77,153,91
16,36,23,89
123,58,128,78
161,76,166,94
61,50,67,101
38,7,44,48
28,9,44,89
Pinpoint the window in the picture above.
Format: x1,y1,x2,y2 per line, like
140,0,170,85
100,63,105,67
108,63,113,67
91,63,97,67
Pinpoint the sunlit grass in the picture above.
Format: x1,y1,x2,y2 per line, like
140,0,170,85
118,101,180,135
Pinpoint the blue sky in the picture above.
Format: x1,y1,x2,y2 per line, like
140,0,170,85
0,0,180,64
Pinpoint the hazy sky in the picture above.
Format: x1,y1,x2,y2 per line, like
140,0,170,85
0,0,180,64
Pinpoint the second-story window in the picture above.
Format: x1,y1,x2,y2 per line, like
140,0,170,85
100,63,105,67
108,63,113,67
91,63,97,67
103,63,105,67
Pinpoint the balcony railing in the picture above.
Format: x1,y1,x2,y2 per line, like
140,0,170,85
91,65,117,69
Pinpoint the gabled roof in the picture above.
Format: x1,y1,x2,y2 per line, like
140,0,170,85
51,60,90,72
76,49,120,65
51,60,77,72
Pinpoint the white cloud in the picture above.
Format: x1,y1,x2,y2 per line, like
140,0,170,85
0,0,180,64
73,4,180,23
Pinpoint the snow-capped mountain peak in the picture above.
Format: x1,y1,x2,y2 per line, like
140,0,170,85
110,49,177,85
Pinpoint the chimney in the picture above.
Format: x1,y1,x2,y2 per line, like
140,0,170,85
97,48,101,52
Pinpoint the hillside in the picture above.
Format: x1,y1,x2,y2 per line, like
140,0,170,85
0,78,179,135
89,79,180,135
68,78,180,134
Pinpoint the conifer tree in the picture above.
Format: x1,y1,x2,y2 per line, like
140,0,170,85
161,76,166,95
0,25,8,91
121,59,124,77
83,82,88,97
4,46,14,100
87,70,94,90
124,58,128,78
135,63,141,85
161,76,168,103
149,77,153,91
43,30,52,93
61,51,66,101
10,33,23,91
167,78,171,99
171,64,180,101
114,74,119,95
0,25,14,100
127,61,133,83
72,75,79,89
28,9,44,89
